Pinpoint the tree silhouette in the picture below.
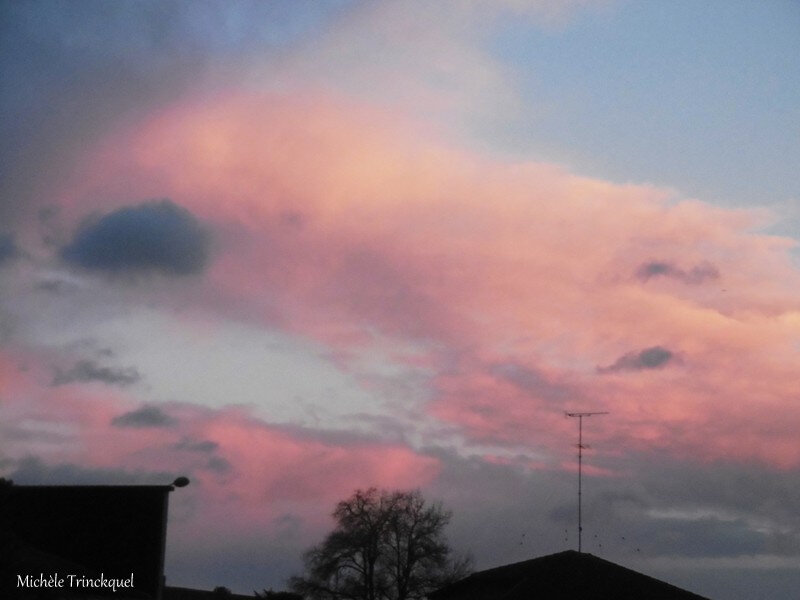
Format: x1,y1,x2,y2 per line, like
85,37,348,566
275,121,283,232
290,489,471,600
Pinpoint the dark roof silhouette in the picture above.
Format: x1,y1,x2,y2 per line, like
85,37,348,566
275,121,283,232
429,550,711,600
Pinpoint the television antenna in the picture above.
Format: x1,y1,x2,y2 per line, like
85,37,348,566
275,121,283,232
565,411,608,552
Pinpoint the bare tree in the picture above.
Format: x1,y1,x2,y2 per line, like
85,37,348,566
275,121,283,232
290,489,471,600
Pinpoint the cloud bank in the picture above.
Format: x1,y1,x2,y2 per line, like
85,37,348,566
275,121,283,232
44,91,799,472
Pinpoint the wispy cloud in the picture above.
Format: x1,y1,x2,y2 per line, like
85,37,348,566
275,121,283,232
52,359,140,387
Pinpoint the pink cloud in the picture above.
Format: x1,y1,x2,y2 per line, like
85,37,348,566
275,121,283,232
52,91,800,469
3,371,440,547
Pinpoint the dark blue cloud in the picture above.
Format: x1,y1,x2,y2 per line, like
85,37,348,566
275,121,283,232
598,346,674,374
61,200,210,275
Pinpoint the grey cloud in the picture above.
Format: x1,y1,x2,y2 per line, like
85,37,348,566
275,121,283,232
174,438,219,453
61,200,211,276
632,455,800,524
586,453,800,561
6,455,175,486
598,346,674,374
272,513,304,541
0,315,14,343
629,512,767,559
636,261,719,284
52,359,140,387
426,448,577,560
35,279,73,294
0,421,71,445
426,446,800,581
111,405,178,428
204,456,233,474
0,234,17,264
423,441,800,578
173,438,230,474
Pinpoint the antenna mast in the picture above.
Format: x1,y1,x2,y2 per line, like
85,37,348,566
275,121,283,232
565,411,608,552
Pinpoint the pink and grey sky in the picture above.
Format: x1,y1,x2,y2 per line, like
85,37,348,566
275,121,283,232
1,2,799,599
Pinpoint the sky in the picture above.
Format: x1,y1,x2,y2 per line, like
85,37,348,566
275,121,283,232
1,1,799,599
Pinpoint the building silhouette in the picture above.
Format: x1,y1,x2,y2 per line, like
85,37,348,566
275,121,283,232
1,480,178,599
